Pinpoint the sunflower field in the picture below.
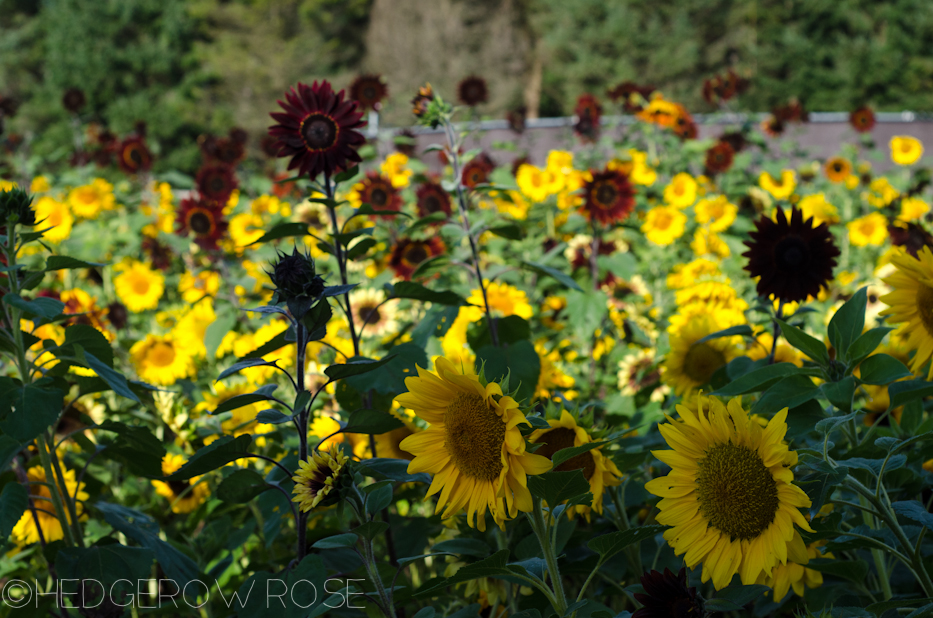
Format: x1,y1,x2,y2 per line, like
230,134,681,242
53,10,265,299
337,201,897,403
2,74,933,618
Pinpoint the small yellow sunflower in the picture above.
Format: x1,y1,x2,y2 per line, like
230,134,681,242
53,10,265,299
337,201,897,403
351,287,398,338
823,157,851,183
396,357,552,531
114,259,164,312
891,136,923,166
12,466,88,545
847,212,888,247
465,281,533,321
151,454,211,514
759,170,796,200
666,258,721,289
865,177,899,208
797,193,839,226
292,442,350,512
516,164,559,203
534,341,576,400
33,196,74,243
694,195,737,232
642,205,687,246
646,396,813,590
880,246,933,379
766,541,833,601
900,197,931,222
67,178,115,219
173,299,216,359
381,152,413,188
528,410,622,519
227,212,265,249
690,227,730,258
130,334,194,386
178,270,221,304
662,313,742,397
663,173,698,208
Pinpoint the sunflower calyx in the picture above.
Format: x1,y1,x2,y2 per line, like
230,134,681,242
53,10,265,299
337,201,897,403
0,187,35,226
268,247,325,319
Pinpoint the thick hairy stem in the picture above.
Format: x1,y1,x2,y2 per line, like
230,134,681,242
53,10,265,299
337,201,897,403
528,497,568,613
296,322,308,561
324,173,360,357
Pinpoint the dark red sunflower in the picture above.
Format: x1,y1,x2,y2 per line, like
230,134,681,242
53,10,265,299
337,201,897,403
416,181,452,219
672,106,698,140
888,222,933,258
743,207,840,303
632,568,702,618
580,168,635,225
702,76,722,105
142,237,173,271
268,80,366,181
461,153,495,188
761,115,785,137
458,75,489,107
349,74,388,112
719,131,747,153
850,106,876,133
196,164,238,205
573,93,602,142
608,81,654,113
411,83,435,118
705,140,735,174
356,172,402,217
389,237,446,280
62,88,86,114
176,196,228,251
116,136,152,174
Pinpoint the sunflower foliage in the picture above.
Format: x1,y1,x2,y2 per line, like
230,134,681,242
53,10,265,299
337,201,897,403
2,78,933,618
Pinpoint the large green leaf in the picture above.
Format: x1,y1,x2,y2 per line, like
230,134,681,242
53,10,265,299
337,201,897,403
391,281,466,306
0,383,63,444
858,353,913,385
216,469,270,504
521,260,582,292
586,525,665,562
527,470,591,508
97,421,166,478
341,409,404,434
248,222,308,245
828,287,867,361
164,435,253,481
56,324,114,368
57,542,155,588
712,362,801,396
0,482,27,538
324,354,397,380
775,319,830,365
475,340,540,403
344,343,428,396
2,293,64,321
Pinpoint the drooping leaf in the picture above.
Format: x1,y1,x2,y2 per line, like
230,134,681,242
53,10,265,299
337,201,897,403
2,293,64,321
341,409,404,434
216,469,270,504
828,287,867,361
324,354,396,380
776,319,830,365
0,383,64,444
0,482,28,538
587,525,665,562
391,281,466,306
164,435,253,481
57,542,155,588
521,260,582,292
248,222,309,245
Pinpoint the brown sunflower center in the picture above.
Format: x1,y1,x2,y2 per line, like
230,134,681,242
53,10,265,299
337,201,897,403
683,342,725,384
775,235,809,270
148,342,176,368
168,479,190,495
369,187,388,207
594,181,618,208
916,284,933,334
833,162,844,173
305,463,336,494
423,195,442,212
125,146,143,167
358,303,382,326
301,114,338,151
189,210,213,235
362,85,378,101
533,427,596,480
209,176,226,193
444,392,504,482
404,243,428,265
696,442,779,540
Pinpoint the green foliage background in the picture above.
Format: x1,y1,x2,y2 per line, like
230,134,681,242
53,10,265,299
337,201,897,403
2,0,933,172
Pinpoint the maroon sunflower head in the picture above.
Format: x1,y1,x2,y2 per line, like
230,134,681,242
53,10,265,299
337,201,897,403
702,76,722,105
461,153,495,189
574,93,602,141
888,222,933,258
389,237,446,280
116,136,152,174
0,94,19,118
507,106,527,133
349,74,388,112
458,75,489,107
415,181,452,219
176,196,228,251
581,168,635,225
850,106,876,133
743,206,840,303
356,172,402,218
705,140,735,175
632,567,702,618
761,115,784,137
62,88,86,114
672,107,698,140
719,131,747,153
608,81,653,112
411,83,435,118
141,237,173,271
196,164,238,205
268,80,366,181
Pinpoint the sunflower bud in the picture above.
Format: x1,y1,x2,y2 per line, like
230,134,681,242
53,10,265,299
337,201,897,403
0,187,35,226
291,443,352,512
268,247,325,318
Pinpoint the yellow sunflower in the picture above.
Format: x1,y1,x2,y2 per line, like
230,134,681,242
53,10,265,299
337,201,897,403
130,334,194,386
663,173,698,208
173,299,216,358
690,228,730,258
516,164,559,203
534,341,576,400
880,246,933,379
251,194,288,217
178,270,221,304
292,443,350,512
823,157,851,183
114,259,164,312
465,281,533,321
396,357,552,531
227,212,265,249
797,193,839,226
646,396,813,590
67,178,115,219
151,454,211,514
33,196,74,243
30,176,51,193
759,170,796,200
662,313,742,397
847,212,888,247
891,136,923,166
667,258,721,289
528,410,622,519
642,205,687,246
694,195,737,232
900,197,930,222
351,287,398,338
766,541,833,600
865,177,899,208
381,152,413,188
12,466,88,545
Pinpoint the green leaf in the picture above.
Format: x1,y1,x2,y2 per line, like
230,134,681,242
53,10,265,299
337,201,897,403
0,435,22,472
0,384,63,443
705,584,772,611
411,254,450,278
342,409,404,435
205,311,237,359
312,533,358,549
78,350,140,402
475,340,540,403
586,525,665,562
0,482,27,538
164,435,253,481
405,211,448,234
248,222,308,245
344,343,428,395
432,538,491,558
324,354,396,380
353,520,390,540
391,281,466,306
95,502,200,583
888,379,933,409
213,391,278,415
805,557,868,585
848,327,894,365
301,299,333,341
97,421,166,478
217,469,270,503
859,353,913,385
243,330,289,359
521,260,583,291
354,204,411,219
488,224,522,240
828,287,867,361
217,358,282,382
776,319,830,365
45,256,106,271
822,376,857,412
415,550,513,598
712,362,801,396
2,293,64,320
55,324,114,368
335,165,360,183
346,237,377,260
366,483,394,517
412,608,436,618
527,470,591,507
696,324,754,344
357,458,430,484
57,542,155,587
551,441,607,469
867,599,933,617
892,501,933,529
468,315,531,349
256,409,292,424
752,374,819,416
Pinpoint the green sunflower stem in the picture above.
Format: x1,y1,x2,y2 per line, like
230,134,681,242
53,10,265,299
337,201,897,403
859,492,894,601
37,433,77,549
361,534,396,618
529,495,569,614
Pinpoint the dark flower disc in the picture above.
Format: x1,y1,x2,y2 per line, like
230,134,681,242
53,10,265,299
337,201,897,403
196,164,239,205
416,181,452,219
633,567,702,618
458,75,489,107
581,168,635,225
349,74,388,112
116,136,152,174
